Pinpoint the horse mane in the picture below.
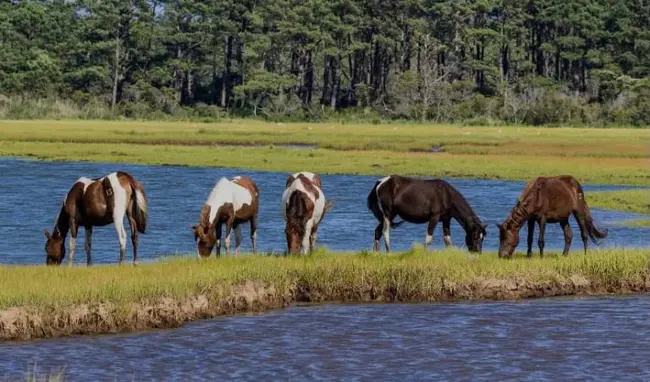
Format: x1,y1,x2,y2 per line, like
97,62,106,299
447,185,482,230
506,178,544,229
52,204,70,239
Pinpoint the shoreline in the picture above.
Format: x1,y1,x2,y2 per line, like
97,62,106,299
1,249,648,341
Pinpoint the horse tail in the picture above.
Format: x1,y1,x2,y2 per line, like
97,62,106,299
367,181,383,221
367,179,403,228
577,184,608,244
129,177,148,234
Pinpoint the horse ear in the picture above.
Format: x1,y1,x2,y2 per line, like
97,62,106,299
481,224,487,231
44,230,51,240
496,223,504,231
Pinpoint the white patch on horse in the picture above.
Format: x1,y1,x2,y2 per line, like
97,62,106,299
375,176,391,216
281,176,327,243
205,177,252,224
292,172,317,182
74,177,93,194
107,173,128,256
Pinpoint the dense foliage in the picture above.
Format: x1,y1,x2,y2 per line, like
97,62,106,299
1,0,649,125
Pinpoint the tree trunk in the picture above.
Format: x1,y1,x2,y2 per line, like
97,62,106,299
221,36,233,108
112,36,120,109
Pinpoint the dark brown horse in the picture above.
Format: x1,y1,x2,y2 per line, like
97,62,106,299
192,175,259,257
497,175,608,258
367,175,487,253
44,171,148,266
282,172,333,255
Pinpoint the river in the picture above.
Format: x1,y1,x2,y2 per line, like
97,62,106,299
1,295,649,380
0,157,647,264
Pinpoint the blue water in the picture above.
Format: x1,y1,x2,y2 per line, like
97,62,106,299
0,157,647,264
1,295,649,380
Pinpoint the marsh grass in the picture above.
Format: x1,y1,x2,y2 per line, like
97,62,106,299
587,190,650,214
1,248,647,310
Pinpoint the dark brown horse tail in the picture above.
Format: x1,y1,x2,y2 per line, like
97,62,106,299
367,180,403,228
367,181,383,221
577,184,608,244
129,177,148,234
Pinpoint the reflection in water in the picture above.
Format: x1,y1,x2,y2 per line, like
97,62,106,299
0,158,647,264
1,295,649,380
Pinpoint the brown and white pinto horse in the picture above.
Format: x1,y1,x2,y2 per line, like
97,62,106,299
497,175,608,258
192,176,259,257
282,172,332,255
44,171,148,266
367,175,487,253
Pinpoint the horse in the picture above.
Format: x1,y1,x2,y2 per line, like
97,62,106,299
282,172,333,255
497,175,608,258
367,175,487,253
192,175,259,257
44,171,148,266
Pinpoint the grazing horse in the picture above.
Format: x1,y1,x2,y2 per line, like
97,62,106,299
367,175,487,253
44,172,148,266
497,175,608,258
282,172,333,255
192,176,259,257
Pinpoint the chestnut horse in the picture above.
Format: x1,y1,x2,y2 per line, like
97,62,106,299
282,172,332,254
44,171,148,266
192,176,259,257
497,175,608,258
367,175,487,253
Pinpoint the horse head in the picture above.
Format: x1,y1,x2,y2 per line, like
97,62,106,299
44,229,65,265
465,223,487,254
285,191,310,255
496,222,519,258
193,205,217,257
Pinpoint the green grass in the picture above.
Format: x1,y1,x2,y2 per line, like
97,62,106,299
587,190,650,214
1,120,649,186
618,220,650,227
1,248,647,310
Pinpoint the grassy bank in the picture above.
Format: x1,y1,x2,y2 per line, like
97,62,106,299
1,120,649,185
587,189,650,214
1,249,648,341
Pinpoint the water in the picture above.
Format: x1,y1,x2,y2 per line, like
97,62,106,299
2,295,649,380
0,158,647,264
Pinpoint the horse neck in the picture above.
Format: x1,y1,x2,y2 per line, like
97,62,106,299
504,203,528,230
450,194,479,233
53,205,70,239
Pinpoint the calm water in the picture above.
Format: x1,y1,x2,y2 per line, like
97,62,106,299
1,295,649,380
0,158,647,264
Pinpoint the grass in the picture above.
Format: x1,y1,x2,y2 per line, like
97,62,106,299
1,120,649,186
587,189,650,214
0,248,646,308
1,248,647,340
618,220,650,227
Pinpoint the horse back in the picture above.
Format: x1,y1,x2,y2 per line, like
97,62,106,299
522,176,581,216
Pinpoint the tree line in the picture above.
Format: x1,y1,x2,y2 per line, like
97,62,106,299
1,0,649,125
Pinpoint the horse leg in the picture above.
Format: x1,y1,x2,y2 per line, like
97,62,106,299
224,219,233,255
425,217,439,249
114,217,127,265
560,219,573,256
310,225,319,252
573,211,589,254
215,222,223,257
527,219,535,257
442,218,451,247
68,218,78,266
302,220,314,255
250,216,258,255
537,217,547,258
84,225,93,266
128,215,139,265
373,223,383,252
234,223,243,256
382,217,391,252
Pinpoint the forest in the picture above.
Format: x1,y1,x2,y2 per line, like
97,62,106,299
0,0,649,125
